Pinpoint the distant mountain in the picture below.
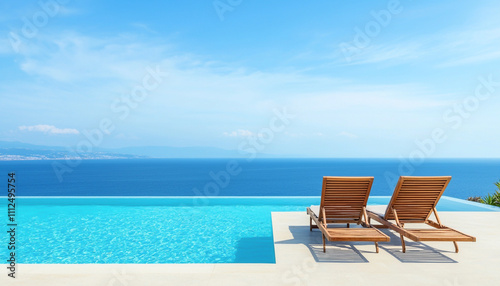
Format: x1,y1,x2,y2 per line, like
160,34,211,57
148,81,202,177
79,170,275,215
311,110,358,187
0,141,67,150
0,141,146,160
0,148,143,160
0,141,274,160
113,146,248,158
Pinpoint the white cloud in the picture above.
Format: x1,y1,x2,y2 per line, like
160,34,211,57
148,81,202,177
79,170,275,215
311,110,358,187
436,27,500,67
284,132,325,138
340,25,500,67
439,50,500,67
343,42,424,66
19,125,80,135
5,28,498,156
17,32,170,82
338,131,358,139
223,129,255,138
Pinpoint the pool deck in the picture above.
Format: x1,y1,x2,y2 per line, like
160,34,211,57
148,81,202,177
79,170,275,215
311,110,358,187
3,211,499,286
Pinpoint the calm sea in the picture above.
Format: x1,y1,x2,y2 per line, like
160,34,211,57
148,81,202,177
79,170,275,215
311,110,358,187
1,159,499,199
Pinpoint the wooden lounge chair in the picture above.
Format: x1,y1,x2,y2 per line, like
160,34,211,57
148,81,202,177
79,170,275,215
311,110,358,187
367,176,476,253
307,177,390,253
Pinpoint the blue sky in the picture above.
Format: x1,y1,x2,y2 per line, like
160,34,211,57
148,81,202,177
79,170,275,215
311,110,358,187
1,0,500,157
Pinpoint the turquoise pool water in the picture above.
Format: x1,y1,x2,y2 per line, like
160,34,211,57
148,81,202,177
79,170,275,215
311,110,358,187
2,196,498,264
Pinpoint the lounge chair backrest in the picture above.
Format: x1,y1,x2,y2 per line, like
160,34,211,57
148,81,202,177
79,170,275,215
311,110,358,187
384,176,451,221
319,176,374,222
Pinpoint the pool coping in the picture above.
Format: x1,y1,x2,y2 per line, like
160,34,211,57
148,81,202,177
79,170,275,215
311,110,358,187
7,195,499,211
439,196,500,211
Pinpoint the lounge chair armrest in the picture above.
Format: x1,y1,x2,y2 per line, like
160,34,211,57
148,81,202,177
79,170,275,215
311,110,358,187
426,219,447,229
362,206,371,227
321,207,328,228
432,207,444,227
392,207,403,228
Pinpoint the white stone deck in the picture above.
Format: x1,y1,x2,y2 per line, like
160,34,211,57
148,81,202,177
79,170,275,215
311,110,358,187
2,211,499,286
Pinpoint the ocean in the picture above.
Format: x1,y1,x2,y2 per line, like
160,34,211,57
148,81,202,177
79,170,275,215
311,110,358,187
1,158,499,199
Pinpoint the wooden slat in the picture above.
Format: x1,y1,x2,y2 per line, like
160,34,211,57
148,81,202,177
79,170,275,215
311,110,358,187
324,228,390,242
366,176,476,252
384,176,451,221
406,229,476,242
319,177,374,221
308,177,391,250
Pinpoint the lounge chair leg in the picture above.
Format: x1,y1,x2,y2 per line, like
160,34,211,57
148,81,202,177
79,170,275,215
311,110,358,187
347,223,349,228
400,235,406,253
322,234,326,253
375,242,379,253
453,241,459,253
309,217,312,231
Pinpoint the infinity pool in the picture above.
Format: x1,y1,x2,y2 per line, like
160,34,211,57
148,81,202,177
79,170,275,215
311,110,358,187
2,196,497,264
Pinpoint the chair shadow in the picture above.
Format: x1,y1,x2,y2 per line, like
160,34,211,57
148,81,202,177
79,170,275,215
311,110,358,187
276,225,457,263
307,243,369,263
275,225,371,263
376,229,458,263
